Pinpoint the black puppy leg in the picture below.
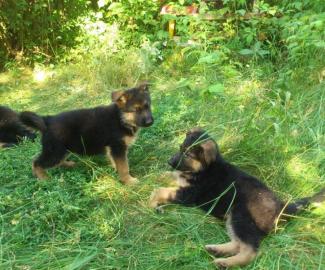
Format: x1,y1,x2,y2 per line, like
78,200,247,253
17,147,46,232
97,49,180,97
0,128,19,145
33,136,67,180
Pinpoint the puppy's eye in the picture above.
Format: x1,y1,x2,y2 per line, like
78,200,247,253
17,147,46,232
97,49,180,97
135,107,142,112
183,152,193,158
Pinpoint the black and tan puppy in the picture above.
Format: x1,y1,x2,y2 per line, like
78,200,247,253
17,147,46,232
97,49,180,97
20,83,153,184
0,106,36,148
150,128,325,268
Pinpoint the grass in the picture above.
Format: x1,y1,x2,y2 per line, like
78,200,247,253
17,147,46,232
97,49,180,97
0,49,324,270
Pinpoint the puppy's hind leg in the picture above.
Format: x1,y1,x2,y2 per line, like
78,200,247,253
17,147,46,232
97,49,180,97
211,212,259,268
33,138,67,180
105,146,116,170
205,241,239,257
213,241,257,268
206,214,240,257
32,161,49,180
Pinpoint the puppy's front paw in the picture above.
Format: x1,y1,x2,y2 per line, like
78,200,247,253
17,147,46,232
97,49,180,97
213,259,229,269
205,245,222,256
161,171,177,179
149,187,177,209
61,160,76,168
122,175,139,185
32,164,49,180
149,189,161,208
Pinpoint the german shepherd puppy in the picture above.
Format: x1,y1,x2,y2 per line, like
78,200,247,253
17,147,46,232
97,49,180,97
150,128,325,268
0,106,36,148
20,83,153,184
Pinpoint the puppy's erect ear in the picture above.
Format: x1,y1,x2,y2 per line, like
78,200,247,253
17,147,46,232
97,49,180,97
111,90,131,107
200,140,217,165
186,127,204,136
111,90,124,102
137,81,149,92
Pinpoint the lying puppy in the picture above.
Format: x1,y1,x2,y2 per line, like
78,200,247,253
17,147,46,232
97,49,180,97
0,106,36,148
150,128,325,268
20,83,153,184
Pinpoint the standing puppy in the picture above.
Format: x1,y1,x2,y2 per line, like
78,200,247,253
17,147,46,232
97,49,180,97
0,106,36,148
20,83,154,184
150,128,325,268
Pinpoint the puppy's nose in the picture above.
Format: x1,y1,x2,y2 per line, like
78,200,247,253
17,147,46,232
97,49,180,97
144,117,154,127
168,157,175,167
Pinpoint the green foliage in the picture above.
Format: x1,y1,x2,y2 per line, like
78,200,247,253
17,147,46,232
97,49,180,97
281,10,325,66
103,0,160,38
0,0,90,66
1,0,324,74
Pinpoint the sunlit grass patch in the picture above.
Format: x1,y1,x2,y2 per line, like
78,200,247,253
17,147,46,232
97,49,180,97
286,155,321,189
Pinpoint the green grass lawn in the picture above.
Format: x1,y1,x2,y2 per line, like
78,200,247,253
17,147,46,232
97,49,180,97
0,51,324,269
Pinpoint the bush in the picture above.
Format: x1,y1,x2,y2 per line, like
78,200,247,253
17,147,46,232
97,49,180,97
0,0,92,67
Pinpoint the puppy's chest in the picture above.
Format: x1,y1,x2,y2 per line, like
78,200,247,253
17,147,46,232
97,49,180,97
122,132,138,146
0,119,9,127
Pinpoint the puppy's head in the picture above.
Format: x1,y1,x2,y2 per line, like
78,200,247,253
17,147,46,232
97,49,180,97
168,128,219,172
112,82,154,127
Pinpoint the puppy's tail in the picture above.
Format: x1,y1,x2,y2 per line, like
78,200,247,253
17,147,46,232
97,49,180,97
20,111,46,132
283,188,325,215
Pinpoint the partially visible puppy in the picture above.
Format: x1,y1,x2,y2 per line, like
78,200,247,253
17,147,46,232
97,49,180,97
0,106,36,148
150,128,325,268
20,83,154,184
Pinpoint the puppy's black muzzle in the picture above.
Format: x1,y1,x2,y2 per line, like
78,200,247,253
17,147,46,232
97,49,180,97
168,153,180,169
142,116,154,127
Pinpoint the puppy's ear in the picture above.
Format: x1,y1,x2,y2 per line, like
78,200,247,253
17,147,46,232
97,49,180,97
111,90,130,107
186,127,204,136
200,140,217,165
138,81,149,92
111,90,123,102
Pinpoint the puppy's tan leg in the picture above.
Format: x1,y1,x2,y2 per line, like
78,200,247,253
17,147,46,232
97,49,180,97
59,160,76,168
170,171,191,187
149,187,178,208
205,240,239,257
213,241,257,268
32,162,49,180
206,214,240,257
105,147,116,169
113,153,138,185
